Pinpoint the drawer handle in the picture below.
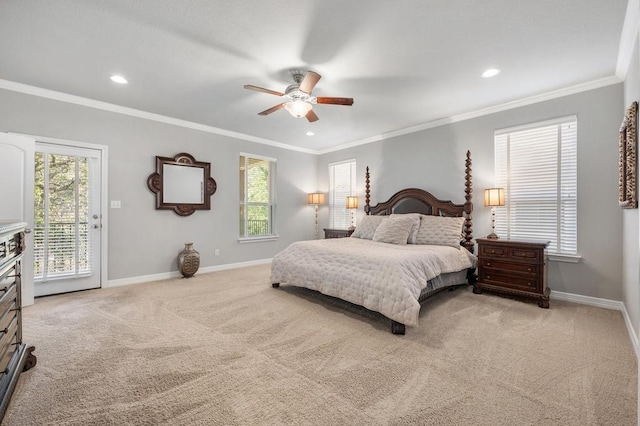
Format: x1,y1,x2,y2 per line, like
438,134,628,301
490,250,495,254
528,282,532,286
486,275,491,279
527,268,532,272
486,262,491,266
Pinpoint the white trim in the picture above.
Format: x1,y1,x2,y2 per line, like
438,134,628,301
238,236,279,243
548,253,582,263
0,76,621,156
0,79,315,155
495,115,577,136
551,290,639,359
616,0,640,79
328,158,357,167
239,152,278,163
318,76,620,154
13,133,110,292
106,258,272,288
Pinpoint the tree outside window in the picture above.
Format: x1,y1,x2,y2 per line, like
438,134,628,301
240,155,276,238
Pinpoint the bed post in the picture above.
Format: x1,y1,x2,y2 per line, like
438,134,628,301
364,166,371,215
463,151,474,253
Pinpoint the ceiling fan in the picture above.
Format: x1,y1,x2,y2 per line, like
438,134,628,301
244,70,354,122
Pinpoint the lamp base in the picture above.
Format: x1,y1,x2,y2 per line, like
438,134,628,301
486,232,500,239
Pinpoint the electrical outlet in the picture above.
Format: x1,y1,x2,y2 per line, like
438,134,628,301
214,249,220,256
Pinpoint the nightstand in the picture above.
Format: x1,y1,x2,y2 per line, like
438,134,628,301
323,228,354,239
474,238,550,308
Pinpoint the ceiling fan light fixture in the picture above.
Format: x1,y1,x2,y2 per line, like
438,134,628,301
284,100,312,118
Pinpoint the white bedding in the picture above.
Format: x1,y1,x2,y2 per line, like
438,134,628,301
270,237,477,327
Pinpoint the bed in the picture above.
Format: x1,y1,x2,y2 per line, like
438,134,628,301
271,151,476,334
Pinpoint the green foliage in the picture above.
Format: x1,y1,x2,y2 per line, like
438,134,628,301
33,153,90,276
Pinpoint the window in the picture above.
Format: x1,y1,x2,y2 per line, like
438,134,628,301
240,154,276,239
494,116,577,255
329,159,356,229
34,151,92,280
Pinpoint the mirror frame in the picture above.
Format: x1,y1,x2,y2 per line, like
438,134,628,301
147,152,217,216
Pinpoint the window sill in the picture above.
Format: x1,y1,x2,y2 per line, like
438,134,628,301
238,235,279,244
548,253,581,263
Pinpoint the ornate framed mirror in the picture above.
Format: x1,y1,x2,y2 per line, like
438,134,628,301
147,152,217,216
619,101,638,209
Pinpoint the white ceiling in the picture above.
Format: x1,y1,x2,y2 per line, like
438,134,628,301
0,1,629,153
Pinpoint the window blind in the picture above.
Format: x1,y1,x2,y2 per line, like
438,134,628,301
494,117,577,255
329,160,356,229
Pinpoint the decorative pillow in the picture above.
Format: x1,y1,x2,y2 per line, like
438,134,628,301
372,214,416,245
415,215,465,248
351,215,387,240
390,213,421,244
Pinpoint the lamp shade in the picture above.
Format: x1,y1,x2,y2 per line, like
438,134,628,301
484,188,505,207
284,101,312,118
307,192,325,205
346,196,358,209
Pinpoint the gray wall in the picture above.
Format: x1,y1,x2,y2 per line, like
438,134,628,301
623,37,640,343
318,84,625,301
0,89,317,281
0,83,630,304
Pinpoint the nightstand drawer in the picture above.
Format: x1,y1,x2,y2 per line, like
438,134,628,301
480,258,538,275
478,270,539,291
511,247,541,262
479,244,507,258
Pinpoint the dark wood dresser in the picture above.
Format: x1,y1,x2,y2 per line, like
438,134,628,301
474,238,550,308
323,228,354,239
0,222,36,420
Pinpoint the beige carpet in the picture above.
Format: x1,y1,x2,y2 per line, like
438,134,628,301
3,264,637,425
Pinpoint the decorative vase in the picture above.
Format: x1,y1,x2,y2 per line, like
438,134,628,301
178,242,200,278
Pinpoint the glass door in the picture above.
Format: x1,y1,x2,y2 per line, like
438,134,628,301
33,144,102,296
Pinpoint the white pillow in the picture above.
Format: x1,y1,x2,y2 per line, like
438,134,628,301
391,213,421,244
372,214,416,245
415,215,465,248
351,215,387,240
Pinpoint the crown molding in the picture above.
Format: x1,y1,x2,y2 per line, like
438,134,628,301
0,79,316,154
616,0,640,79
318,75,622,154
0,75,622,157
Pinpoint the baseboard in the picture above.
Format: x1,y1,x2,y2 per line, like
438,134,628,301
551,290,640,360
106,258,272,288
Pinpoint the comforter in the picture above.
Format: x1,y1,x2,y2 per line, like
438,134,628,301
270,237,477,327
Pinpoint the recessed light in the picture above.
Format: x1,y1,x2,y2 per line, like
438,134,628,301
306,131,314,136
110,75,128,84
482,68,500,78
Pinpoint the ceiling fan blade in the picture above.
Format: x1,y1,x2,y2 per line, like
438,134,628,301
306,109,319,122
258,104,284,115
299,71,321,94
244,85,284,97
316,97,354,106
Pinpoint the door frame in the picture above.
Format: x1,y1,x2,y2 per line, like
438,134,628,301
12,133,109,291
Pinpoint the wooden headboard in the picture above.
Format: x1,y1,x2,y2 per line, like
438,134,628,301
364,151,474,253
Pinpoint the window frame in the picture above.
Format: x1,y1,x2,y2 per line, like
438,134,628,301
493,116,579,261
239,153,277,243
328,159,356,229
